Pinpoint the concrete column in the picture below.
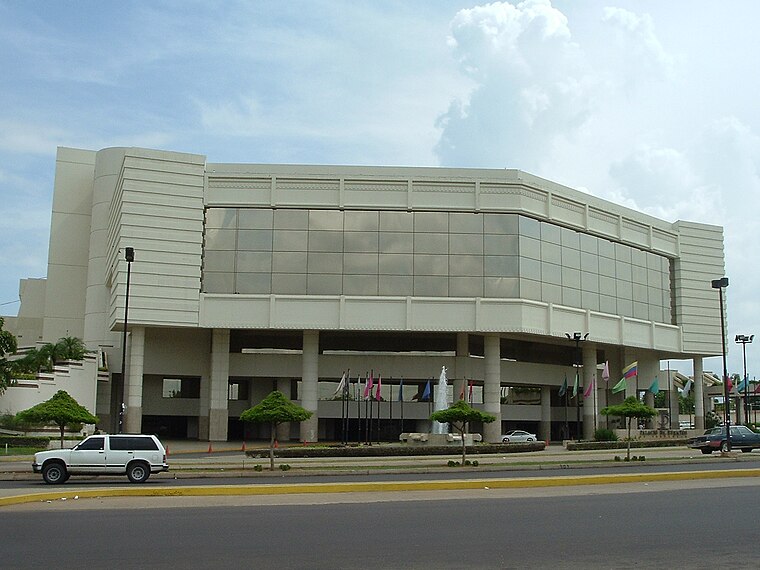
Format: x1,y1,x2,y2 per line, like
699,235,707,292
300,330,319,442
276,378,291,442
483,335,502,443
582,344,596,440
540,386,551,443
123,326,145,434
694,357,705,430
668,370,680,429
453,333,468,401
208,329,230,442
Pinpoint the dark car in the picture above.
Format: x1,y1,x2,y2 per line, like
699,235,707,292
687,425,760,454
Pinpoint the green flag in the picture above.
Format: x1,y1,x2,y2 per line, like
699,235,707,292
612,377,627,394
572,371,579,398
649,377,659,395
558,374,567,397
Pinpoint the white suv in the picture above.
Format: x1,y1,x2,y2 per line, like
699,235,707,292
32,434,169,484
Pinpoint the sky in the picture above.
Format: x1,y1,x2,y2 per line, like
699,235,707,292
1,0,759,377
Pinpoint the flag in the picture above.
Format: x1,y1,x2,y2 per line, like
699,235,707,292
612,377,627,394
726,375,733,393
468,380,474,403
421,380,431,402
558,374,567,397
682,379,693,398
363,372,374,400
754,381,760,394
622,361,638,379
331,372,347,399
572,371,579,398
583,376,594,398
398,377,404,402
375,375,382,401
602,361,610,383
736,376,748,393
648,377,659,395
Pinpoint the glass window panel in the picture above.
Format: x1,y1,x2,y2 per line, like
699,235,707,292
580,233,598,254
519,278,541,300
599,257,616,277
485,277,520,298
616,260,632,281
581,272,599,293
236,251,272,273
274,209,308,230
599,275,616,296
631,248,647,268
414,233,448,254
518,236,541,260
379,253,413,275
309,209,343,231
618,299,634,318
380,211,413,232
599,295,616,314
449,276,483,297
272,273,306,294
344,210,379,231
485,255,519,277
273,229,307,251
519,257,541,280
562,247,580,269
205,228,237,250
561,267,581,289
562,288,581,308
581,291,600,311
379,275,413,296
541,242,561,265
414,276,448,296
449,255,484,277
541,262,562,286
632,266,647,285
541,221,561,243
343,274,378,295
202,272,234,293
235,273,271,294
541,283,563,304
617,280,632,299
344,253,378,274
238,209,273,230
414,212,448,233
484,213,518,235
344,231,379,253
484,234,518,255
308,230,344,252
449,233,483,255
414,254,448,276
632,283,648,302
598,240,615,259
580,252,599,273
206,208,237,229
615,243,632,263
449,212,483,234
272,251,307,273
237,229,273,251
307,274,342,295
307,252,343,274
518,215,541,239
560,227,580,249
203,250,234,272
647,268,660,286
632,301,649,320
379,232,412,254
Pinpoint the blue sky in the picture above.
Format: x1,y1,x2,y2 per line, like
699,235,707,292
1,0,759,375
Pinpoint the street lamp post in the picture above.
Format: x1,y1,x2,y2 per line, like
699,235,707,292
711,277,730,451
735,334,754,426
119,247,134,433
566,332,589,442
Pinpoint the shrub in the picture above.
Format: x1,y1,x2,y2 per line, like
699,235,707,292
447,460,459,467
594,428,618,442
472,460,479,467
279,464,291,471
614,455,621,461
253,464,263,472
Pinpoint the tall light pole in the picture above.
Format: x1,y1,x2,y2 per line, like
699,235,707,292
119,247,134,433
735,334,753,426
566,332,589,442
711,277,730,451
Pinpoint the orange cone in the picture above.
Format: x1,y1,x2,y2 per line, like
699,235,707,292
274,440,278,449
241,441,246,452
165,445,170,456
207,442,213,453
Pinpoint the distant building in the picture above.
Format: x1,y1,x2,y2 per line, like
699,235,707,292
3,146,726,442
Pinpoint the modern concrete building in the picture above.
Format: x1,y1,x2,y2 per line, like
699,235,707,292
4,146,727,442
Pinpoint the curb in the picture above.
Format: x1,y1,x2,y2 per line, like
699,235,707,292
3,467,760,508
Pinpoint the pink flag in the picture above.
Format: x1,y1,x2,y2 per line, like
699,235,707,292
468,380,474,403
726,375,733,393
602,361,610,383
583,376,594,398
375,375,382,401
363,372,374,399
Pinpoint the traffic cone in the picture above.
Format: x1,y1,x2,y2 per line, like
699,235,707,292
241,441,246,452
207,442,213,453
165,445,170,456
274,440,278,449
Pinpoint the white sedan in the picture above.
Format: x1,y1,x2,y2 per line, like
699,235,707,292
501,430,537,443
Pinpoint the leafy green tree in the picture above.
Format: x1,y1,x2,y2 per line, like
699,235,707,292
55,336,88,361
429,399,496,466
601,396,657,460
15,390,98,449
0,317,19,394
16,336,89,373
239,391,312,470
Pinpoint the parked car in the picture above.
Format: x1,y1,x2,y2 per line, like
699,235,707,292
687,425,760,454
33,434,169,484
501,430,537,443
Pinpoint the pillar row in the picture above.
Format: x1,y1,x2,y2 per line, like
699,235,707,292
300,330,319,443
124,326,145,434
483,335,502,443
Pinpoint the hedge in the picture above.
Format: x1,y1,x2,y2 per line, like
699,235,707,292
566,439,689,451
0,436,50,448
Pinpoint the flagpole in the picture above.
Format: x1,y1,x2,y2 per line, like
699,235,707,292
368,370,373,446
400,377,404,434
593,374,597,432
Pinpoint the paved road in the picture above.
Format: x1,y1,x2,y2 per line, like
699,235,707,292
5,480,760,568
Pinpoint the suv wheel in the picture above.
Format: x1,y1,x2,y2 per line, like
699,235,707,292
127,461,151,483
42,462,68,485
721,441,730,453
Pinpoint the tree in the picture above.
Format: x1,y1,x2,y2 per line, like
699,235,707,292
16,336,90,373
239,391,313,470
15,390,98,449
0,317,19,394
601,396,657,460
429,399,496,466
